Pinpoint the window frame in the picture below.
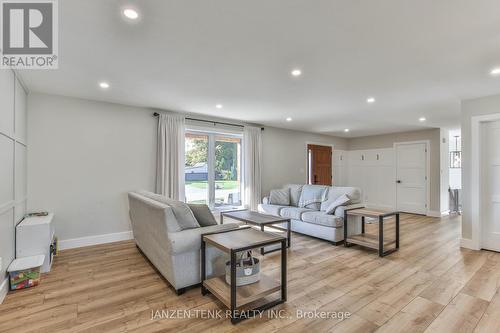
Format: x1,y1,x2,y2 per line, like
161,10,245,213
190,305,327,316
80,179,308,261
185,128,244,210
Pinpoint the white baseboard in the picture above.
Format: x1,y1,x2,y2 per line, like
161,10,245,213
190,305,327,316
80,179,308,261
58,231,133,250
460,238,480,250
0,278,8,304
426,210,446,217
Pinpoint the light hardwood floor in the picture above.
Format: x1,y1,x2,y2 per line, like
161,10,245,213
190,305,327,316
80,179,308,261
1,214,500,332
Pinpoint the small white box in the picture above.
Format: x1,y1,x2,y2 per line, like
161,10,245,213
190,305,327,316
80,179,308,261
16,213,56,273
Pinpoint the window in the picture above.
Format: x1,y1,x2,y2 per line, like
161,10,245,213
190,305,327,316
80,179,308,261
185,130,242,209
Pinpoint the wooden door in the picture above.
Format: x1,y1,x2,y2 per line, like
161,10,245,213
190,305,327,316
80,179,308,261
307,144,332,185
395,142,427,214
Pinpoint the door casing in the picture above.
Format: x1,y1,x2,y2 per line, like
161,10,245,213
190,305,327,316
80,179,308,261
469,113,500,250
305,142,334,186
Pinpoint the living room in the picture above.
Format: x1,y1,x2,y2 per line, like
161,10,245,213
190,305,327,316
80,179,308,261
1,1,500,332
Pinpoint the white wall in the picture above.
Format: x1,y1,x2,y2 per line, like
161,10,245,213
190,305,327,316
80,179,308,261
27,94,156,242
0,70,27,301
260,126,347,195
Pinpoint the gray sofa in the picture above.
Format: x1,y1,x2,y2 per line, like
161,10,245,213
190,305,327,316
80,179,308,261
128,190,239,294
258,184,363,244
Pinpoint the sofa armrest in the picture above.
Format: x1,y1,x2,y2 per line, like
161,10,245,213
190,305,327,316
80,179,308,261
167,223,239,255
334,203,365,218
262,196,269,204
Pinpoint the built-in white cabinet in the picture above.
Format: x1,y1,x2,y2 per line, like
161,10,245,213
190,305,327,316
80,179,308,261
0,70,27,284
345,148,396,210
15,79,27,144
0,70,14,137
333,150,347,186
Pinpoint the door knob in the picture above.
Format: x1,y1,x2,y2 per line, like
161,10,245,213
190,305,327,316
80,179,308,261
396,180,402,183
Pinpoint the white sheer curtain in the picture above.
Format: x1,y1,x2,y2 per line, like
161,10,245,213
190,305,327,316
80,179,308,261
243,126,262,210
156,113,185,200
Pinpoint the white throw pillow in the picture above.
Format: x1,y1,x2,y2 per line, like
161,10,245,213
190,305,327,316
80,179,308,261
324,194,351,215
269,188,291,206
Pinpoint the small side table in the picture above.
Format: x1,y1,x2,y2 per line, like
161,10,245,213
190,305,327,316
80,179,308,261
221,209,291,254
344,208,400,257
201,227,287,324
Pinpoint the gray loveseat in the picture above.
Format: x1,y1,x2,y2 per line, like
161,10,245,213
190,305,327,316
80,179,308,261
128,190,239,294
258,184,363,244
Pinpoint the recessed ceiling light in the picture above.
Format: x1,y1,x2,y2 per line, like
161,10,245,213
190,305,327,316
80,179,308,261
123,8,139,20
215,104,223,109
286,117,292,122
99,82,110,89
291,69,302,77
419,117,426,122
366,97,375,103
344,128,350,133
490,68,500,76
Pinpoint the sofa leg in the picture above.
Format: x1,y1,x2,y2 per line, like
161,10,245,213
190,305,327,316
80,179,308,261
331,240,344,246
176,288,186,295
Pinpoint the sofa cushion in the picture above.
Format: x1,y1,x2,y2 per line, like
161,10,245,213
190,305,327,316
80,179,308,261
188,204,218,227
298,185,328,210
138,191,200,230
269,188,290,206
321,187,362,210
283,184,303,206
258,204,287,217
168,223,238,254
301,211,343,228
280,207,314,220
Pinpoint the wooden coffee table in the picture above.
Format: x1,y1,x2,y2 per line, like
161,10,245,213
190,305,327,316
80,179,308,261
344,208,400,257
220,210,291,254
201,227,287,324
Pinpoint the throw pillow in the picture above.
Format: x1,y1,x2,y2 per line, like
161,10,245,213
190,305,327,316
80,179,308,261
269,188,290,206
137,191,200,230
188,204,218,227
324,194,351,214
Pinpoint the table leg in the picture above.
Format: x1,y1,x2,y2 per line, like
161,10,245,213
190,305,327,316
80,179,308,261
396,213,400,249
344,211,348,246
201,240,207,295
361,216,365,234
230,250,237,324
379,216,384,257
287,219,291,248
220,213,224,224
261,225,265,255
281,239,287,302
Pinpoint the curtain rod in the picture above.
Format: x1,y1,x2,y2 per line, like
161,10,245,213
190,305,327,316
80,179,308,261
153,112,264,130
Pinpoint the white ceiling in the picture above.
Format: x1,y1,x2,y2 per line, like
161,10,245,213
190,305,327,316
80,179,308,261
18,0,500,137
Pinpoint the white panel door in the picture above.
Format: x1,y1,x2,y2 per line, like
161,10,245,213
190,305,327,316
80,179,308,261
482,121,500,251
396,143,427,214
